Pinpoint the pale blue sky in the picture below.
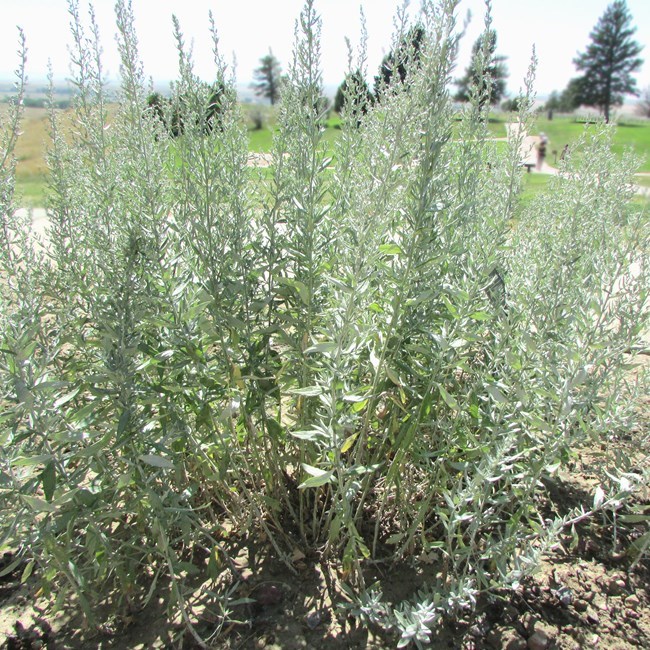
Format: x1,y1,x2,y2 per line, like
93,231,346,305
0,0,649,99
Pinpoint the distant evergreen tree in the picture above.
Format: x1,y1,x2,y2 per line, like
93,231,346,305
146,92,167,123
573,0,643,122
500,97,521,113
205,81,226,133
545,91,562,117
145,82,226,137
455,29,508,107
252,50,283,105
334,70,373,124
561,78,588,112
374,25,426,98
545,79,585,116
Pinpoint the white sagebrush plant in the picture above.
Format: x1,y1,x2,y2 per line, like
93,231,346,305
0,0,648,646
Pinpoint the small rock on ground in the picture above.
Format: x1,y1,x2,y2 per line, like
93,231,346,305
528,630,549,650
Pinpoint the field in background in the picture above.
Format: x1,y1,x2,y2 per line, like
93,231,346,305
4,105,650,207
484,112,650,172
1,106,50,206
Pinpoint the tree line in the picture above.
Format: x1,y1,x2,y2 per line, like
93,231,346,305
145,81,227,136
333,25,509,116
146,0,644,128
331,0,644,122
256,0,644,122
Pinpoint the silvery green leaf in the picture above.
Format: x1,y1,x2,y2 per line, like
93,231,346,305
139,454,175,470
290,386,323,396
486,385,507,403
299,464,333,489
593,485,605,509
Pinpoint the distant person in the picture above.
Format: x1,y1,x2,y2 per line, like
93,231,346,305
537,133,548,170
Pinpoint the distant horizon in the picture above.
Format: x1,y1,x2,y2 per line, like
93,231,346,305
0,77,645,110
1,1,649,102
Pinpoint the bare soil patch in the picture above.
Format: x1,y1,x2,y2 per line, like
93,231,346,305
2,438,648,650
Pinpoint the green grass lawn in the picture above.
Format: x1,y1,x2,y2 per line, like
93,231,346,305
487,113,508,138
610,125,650,171
516,171,649,213
247,126,275,152
15,174,47,207
518,172,552,209
247,114,341,154
11,106,650,205
532,116,650,172
451,112,508,139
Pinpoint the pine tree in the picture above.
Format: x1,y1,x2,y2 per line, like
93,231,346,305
252,50,283,105
455,29,508,107
373,25,426,99
573,0,643,122
146,92,167,124
334,70,373,123
205,81,226,133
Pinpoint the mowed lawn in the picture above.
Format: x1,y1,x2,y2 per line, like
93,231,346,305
5,104,650,207
485,112,650,173
247,110,342,153
531,114,650,172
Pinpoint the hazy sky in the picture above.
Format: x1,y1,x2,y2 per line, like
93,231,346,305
0,0,649,99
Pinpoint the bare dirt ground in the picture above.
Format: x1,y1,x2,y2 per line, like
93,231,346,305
2,403,649,650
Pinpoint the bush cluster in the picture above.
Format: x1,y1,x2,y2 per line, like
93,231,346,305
1,1,648,646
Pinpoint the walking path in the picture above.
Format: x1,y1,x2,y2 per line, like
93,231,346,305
505,122,650,195
506,122,559,176
16,208,48,237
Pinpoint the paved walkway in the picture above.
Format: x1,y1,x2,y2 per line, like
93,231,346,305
16,208,48,236
505,122,650,195
13,208,49,250
506,122,559,176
